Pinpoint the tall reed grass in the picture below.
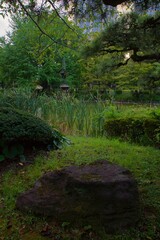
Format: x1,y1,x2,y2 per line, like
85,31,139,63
0,88,158,137
0,88,108,136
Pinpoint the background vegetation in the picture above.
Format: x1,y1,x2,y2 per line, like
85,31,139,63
0,0,160,239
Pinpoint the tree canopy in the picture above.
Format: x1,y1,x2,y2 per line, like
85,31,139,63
0,0,160,97
83,11,160,68
1,1,160,47
0,12,85,89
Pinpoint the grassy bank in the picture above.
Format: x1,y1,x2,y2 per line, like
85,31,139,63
0,136,160,240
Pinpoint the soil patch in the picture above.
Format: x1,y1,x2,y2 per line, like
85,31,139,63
0,150,40,176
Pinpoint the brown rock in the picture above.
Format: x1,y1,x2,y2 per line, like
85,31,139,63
16,160,139,232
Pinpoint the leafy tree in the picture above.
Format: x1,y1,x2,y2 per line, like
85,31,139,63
81,8,160,98
81,54,160,100
0,0,159,97
1,1,160,40
109,62,160,92
0,12,85,90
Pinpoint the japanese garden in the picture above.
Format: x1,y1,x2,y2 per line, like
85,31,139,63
0,0,160,239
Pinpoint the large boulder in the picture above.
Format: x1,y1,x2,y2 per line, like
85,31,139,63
16,160,139,232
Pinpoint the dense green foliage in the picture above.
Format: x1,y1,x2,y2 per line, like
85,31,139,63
0,2,160,98
1,89,160,139
0,13,85,90
84,12,160,63
104,116,160,146
81,56,160,100
0,89,108,136
82,10,160,96
0,107,53,145
0,107,69,161
0,1,159,239
0,141,24,162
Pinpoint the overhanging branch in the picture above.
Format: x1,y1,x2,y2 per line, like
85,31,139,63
16,0,73,49
100,48,132,54
111,57,131,68
131,53,160,62
142,15,160,29
103,0,130,6
47,0,76,32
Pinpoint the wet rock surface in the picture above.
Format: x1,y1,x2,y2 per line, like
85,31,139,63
16,160,139,232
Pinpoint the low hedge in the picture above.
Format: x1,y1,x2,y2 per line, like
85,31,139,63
104,117,160,147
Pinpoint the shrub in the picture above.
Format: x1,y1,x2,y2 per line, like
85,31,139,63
143,119,160,144
0,107,53,145
104,116,160,147
0,107,68,162
150,108,160,120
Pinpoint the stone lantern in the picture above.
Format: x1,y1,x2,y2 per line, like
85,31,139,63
60,58,69,92
60,83,70,92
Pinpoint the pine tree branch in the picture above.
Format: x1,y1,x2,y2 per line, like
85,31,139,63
100,48,132,54
102,0,130,6
142,15,160,29
131,53,160,62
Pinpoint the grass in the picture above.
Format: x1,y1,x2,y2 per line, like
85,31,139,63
0,136,160,240
0,88,159,137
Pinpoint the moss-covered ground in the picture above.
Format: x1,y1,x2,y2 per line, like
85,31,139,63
0,136,160,240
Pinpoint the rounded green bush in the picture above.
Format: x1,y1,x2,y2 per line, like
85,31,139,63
0,107,70,162
0,107,53,147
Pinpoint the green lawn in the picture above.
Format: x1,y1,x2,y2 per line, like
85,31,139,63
0,136,160,240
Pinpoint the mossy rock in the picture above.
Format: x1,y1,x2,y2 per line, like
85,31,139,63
0,107,53,148
16,160,140,232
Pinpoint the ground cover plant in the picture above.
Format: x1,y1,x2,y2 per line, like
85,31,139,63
0,136,160,240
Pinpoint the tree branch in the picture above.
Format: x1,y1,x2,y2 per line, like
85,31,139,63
131,53,160,62
16,0,72,49
103,0,130,7
47,0,76,32
142,15,160,29
117,57,131,66
100,48,132,53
